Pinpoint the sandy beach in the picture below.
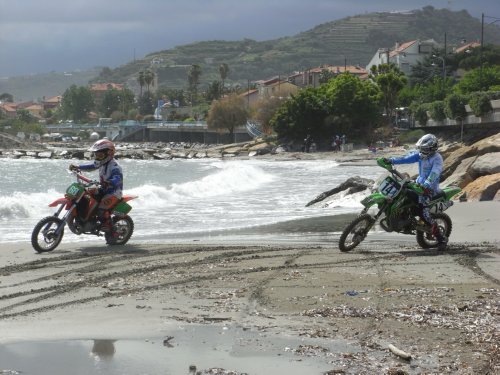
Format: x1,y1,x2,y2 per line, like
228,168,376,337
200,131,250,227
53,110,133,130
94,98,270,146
0,200,498,374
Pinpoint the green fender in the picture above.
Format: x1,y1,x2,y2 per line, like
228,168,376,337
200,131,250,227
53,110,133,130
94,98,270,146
441,185,462,200
361,192,386,208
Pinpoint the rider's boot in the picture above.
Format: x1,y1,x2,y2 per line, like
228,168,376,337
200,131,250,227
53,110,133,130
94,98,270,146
432,223,448,250
99,211,113,233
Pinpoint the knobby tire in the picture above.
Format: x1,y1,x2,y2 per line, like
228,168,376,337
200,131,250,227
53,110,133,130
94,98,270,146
338,213,375,252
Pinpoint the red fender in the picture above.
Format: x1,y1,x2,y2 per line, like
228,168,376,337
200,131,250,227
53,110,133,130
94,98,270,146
122,195,138,202
48,197,71,207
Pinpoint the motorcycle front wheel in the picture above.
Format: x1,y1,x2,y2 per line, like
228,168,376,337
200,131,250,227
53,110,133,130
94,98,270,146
105,216,134,245
339,213,375,252
31,216,65,253
416,212,452,249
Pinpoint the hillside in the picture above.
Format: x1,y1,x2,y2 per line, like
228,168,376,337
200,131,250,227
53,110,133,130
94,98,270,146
2,6,500,101
0,69,101,102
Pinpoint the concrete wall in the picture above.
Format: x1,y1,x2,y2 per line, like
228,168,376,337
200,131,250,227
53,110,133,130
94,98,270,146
122,127,252,144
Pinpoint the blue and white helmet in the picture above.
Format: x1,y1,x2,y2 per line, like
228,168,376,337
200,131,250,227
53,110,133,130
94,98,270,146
416,134,438,159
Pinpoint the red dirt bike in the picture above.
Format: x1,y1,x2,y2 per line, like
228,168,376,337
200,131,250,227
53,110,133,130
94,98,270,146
31,171,137,253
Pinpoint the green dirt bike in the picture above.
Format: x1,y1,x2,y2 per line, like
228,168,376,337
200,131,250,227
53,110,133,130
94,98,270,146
338,158,461,252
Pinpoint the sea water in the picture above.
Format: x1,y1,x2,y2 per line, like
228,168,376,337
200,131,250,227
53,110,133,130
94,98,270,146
0,157,383,244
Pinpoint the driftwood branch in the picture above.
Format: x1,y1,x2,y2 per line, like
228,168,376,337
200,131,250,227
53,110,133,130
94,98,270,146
388,344,412,360
305,176,373,207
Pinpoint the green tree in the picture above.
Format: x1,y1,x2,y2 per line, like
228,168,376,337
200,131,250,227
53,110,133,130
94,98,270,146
468,92,493,117
219,63,229,97
16,109,35,123
454,66,500,94
137,71,145,96
444,93,468,120
370,63,407,126
429,101,446,121
271,87,328,142
144,69,155,93
100,88,135,117
138,93,155,116
205,81,223,102
188,64,202,105
60,85,94,122
323,73,381,138
207,93,248,136
0,93,14,102
413,104,429,126
318,68,337,84
271,74,381,144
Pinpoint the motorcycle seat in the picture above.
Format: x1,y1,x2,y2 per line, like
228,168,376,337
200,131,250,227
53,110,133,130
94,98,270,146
432,190,446,200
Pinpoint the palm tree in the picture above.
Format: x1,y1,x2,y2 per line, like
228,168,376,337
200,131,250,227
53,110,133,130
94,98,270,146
137,71,145,96
144,69,155,93
188,64,202,105
219,63,229,97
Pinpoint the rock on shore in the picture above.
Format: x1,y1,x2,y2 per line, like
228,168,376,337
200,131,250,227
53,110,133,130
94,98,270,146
441,132,500,201
0,139,276,161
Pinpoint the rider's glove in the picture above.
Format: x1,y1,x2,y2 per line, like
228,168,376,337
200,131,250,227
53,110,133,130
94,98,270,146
382,158,392,165
69,164,80,172
420,184,432,196
101,180,111,189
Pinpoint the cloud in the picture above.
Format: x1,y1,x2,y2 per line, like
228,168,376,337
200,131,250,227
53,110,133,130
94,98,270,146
0,0,496,76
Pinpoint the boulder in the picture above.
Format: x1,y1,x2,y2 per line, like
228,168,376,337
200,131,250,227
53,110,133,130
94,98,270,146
171,151,188,159
38,151,53,159
152,153,172,160
248,142,272,155
462,173,500,201
441,145,476,180
222,146,241,155
442,133,500,180
71,150,86,159
441,156,477,188
470,152,500,176
195,151,207,158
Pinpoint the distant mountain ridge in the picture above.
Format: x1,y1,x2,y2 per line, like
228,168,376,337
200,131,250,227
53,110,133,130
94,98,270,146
3,6,500,101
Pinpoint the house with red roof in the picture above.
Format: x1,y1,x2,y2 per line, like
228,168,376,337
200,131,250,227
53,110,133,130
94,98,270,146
89,83,124,107
366,39,439,75
291,65,369,88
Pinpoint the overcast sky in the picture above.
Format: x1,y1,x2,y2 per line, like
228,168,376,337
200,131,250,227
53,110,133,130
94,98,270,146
0,0,497,77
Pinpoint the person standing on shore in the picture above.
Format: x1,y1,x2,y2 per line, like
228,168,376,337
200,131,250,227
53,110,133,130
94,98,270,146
383,133,447,248
69,139,123,232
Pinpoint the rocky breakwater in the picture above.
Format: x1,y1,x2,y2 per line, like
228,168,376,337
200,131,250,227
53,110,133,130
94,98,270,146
0,138,277,161
440,132,500,201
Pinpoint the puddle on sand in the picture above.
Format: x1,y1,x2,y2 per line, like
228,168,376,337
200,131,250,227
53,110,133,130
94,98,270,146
0,324,360,375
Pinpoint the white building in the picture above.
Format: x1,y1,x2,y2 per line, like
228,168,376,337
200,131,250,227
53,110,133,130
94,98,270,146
366,39,439,75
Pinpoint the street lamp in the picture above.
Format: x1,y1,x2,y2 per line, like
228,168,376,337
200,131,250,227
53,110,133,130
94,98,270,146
480,13,500,90
431,55,446,96
431,55,445,79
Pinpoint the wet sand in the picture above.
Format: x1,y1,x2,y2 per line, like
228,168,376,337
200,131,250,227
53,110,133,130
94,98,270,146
0,202,498,374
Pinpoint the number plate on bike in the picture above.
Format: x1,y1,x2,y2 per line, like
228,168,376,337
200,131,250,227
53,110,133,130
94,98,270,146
378,177,400,198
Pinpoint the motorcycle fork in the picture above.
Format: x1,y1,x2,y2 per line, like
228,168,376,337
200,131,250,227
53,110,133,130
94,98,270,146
51,194,84,236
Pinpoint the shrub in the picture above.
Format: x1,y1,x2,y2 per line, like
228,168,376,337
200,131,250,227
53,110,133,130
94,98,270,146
468,92,492,117
414,104,429,126
444,93,468,120
429,101,446,121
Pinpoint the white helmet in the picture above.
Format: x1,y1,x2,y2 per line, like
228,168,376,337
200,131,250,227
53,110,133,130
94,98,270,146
88,139,115,166
416,134,438,159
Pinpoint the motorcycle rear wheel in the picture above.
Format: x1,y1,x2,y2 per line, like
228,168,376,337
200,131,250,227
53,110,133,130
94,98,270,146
339,214,375,252
105,216,134,245
31,216,65,253
416,213,452,249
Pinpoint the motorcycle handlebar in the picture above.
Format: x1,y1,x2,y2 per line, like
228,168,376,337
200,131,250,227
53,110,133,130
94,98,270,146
75,172,100,187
